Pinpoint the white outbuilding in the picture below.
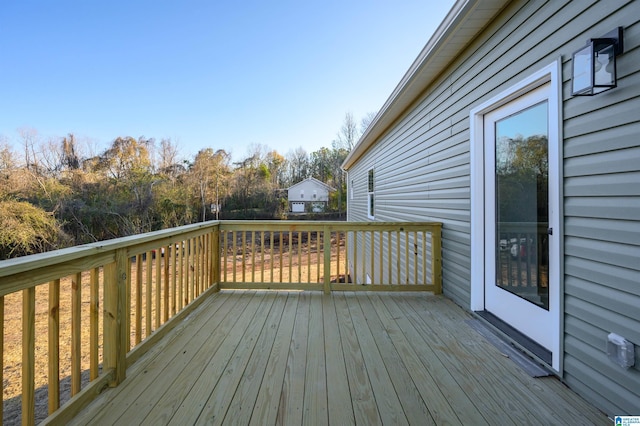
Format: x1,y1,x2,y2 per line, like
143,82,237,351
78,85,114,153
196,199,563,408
287,177,334,213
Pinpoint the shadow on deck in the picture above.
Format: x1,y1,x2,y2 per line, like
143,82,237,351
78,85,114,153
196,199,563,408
69,291,608,425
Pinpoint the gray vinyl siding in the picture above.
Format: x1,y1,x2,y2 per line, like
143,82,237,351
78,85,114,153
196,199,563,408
562,0,640,413
346,0,640,416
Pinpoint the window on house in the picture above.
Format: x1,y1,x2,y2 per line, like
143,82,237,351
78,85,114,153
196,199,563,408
300,190,304,199
368,168,374,219
313,190,317,199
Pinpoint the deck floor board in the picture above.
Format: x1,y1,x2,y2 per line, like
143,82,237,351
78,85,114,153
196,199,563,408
70,290,609,425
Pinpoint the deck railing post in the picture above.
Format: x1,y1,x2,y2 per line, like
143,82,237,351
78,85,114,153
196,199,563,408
431,224,443,294
104,248,128,387
323,225,331,294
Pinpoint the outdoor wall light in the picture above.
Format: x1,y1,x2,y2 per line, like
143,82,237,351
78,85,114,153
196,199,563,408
571,27,624,96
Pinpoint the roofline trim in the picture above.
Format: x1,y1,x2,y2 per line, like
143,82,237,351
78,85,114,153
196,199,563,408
342,0,510,170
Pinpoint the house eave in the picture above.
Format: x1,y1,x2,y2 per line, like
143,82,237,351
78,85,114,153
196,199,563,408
342,0,510,170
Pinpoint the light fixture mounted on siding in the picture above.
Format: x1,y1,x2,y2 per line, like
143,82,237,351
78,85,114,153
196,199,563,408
571,27,624,96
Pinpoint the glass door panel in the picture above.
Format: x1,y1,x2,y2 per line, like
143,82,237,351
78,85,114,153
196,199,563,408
494,101,549,309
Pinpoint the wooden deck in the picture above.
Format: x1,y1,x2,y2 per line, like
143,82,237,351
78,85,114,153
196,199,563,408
69,291,608,425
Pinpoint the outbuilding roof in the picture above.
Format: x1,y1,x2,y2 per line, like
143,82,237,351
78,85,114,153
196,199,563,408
287,177,336,192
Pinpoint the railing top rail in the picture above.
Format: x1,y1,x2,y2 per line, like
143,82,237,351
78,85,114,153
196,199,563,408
0,221,220,280
219,220,442,231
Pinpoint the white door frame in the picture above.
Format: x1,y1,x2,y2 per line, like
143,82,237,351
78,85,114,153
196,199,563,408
469,60,563,372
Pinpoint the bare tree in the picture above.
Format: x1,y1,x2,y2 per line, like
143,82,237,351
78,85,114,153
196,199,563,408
335,112,359,151
0,139,17,197
360,111,378,135
18,127,38,168
190,148,231,221
286,147,309,185
0,138,16,173
158,138,183,179
62,134,81,170
265,150,287,188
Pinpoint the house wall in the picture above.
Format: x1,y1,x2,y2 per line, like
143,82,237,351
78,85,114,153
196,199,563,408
346,0,639,415
287,180,330,202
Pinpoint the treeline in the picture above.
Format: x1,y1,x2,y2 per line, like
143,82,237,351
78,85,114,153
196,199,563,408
0,113,371,259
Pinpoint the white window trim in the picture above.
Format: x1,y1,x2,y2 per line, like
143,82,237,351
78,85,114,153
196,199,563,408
367,168,375,219
469,59,563,372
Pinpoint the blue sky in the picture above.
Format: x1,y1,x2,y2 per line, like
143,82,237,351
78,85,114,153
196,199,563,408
1,1,454,162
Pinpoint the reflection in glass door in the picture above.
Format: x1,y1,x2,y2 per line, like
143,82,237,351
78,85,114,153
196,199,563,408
494,101,549,310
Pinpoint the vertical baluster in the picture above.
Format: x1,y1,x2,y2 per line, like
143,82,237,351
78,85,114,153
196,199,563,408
213,229,221,289
251,231,256,283
270,231,275,283
288,230,293,283
72,272,82,395
126,259,132,351
222,231,229,282
177,241,184,307
241,231,246,283
0,296,3,424
155,247,161,329
232,231,237,283
23,287,35,426
185,238,195,305
316,231,321,283
422,231,427,285
203,234,209,290
344,231,349,284
48,279,60,413
432,226,442,294
404,231,409,285
307,231,311,283
198,237,204,294
297,231,302,284
353,231,358,284
379,231,384,285
164,245,170,322
146,251,152,335
336,231,341,282
201,235,206,291
269,231,275,282
370,230,375,284
193,238,199,298
323,225,331,294
222,231,228,283
279,230,283,283
413,231,419,285
388,231,392,284
136,255,142,345
191,237,200,302
90,268,99,379
172,242,177,315
396,230,401,285
261,231,265,283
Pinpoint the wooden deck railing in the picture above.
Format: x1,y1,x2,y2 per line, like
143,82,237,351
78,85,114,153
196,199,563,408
0,220,441,425
219,221,442,293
